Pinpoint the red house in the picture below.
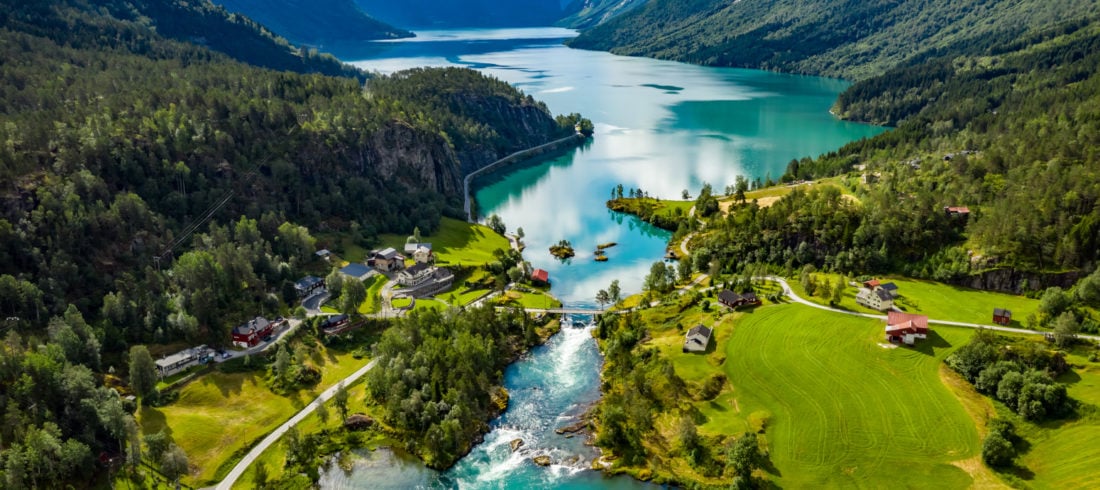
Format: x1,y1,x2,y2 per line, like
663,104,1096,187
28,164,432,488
885,311,930,345
531,268,549,285
231,317,274,348
993,308,1012,326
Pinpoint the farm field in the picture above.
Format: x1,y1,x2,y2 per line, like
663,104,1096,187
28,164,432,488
888,278,1041,327
786,273,1041,327
138,347,368,486
650,303,985,487
378,217,510,266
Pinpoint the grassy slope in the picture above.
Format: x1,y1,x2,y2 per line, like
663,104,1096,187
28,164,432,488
726,305,979,487
378,217,510,266
358,274,387,314
786,273,1041,327
139,348,368,486
494,289,562,309
643,303,982,486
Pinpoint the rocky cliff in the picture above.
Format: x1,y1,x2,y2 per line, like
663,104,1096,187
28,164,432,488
367,121,464,197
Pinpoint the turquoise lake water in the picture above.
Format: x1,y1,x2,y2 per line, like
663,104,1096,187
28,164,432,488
319,27,885,489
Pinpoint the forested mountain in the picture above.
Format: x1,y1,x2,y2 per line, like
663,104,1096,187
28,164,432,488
212,0,412,45
557,0,647,29
1,0,369,79
664,17,1100,296
0,1,575,484
568,0,1099,80
354,0,562,28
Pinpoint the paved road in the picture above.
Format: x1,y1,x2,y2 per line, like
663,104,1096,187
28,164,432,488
760,275,1100,341
212,359,379,490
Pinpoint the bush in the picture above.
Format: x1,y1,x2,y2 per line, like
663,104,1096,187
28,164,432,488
982,432,1016,468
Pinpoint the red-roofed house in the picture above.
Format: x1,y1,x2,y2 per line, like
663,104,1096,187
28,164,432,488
944,206,971,217
531,268,549,285
885,311,930,345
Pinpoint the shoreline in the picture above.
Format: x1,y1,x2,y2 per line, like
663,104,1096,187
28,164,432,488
464,133,588,222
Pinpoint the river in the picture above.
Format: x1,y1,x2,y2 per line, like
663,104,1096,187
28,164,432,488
317,28,885,489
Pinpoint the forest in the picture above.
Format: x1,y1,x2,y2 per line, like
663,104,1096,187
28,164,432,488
567,0,1098,80
364,307,550,468
0,0,576,486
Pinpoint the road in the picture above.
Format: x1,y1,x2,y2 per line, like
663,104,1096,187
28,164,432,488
760,275,1100,341
212,359,379,490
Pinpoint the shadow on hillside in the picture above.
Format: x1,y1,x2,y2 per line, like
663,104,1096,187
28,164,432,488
911,330,953,356
211,372,246,398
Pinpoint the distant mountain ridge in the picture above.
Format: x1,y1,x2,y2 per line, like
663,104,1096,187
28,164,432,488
568,0,1100,80
354,0,562,28
213,0,412,45
557,0,647,29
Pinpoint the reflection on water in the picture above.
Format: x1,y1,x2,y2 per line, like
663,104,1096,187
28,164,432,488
323,27,886,489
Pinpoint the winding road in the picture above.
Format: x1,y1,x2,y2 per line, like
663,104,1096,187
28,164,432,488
760,275,1100,341
212,359,378,490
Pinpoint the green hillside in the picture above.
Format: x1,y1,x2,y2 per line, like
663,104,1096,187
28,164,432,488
594,301,986,487
569,0,1099,80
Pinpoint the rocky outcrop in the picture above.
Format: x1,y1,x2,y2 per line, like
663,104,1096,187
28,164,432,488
510,438,524,452
366,121,464,197
532,455,552,466
344,413,375,431
954,268,1080,294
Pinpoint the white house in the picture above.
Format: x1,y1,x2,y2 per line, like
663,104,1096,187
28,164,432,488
856,287,894,311
683,325,712,353
397,263,436,287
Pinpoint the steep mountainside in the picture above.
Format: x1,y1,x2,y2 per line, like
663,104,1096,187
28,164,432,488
0,0,574,342
0,0,370,78
558,0,647,29
568,0,1100,80
213,0,412,45
354,0,561,28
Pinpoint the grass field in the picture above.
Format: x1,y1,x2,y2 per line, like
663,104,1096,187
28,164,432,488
786,273,1041,327
638,302,985,487
138,346,369,486
494,289,562,309
358,274,387,314
888,277,1041,327
378,217,510,266
1019,423,1100,489
411,297,449,312
723,305,980,487
232,378,393,488
391,297,412,309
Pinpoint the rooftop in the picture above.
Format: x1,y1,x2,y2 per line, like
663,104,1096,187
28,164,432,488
295,275,323,290
687,324,712,339
887,311,928,331
404,242,432,254
340,263,372,279
376,247,399,260
403,263,432,276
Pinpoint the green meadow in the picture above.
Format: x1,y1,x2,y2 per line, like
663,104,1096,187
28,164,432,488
138,346,368,486
643,303,985,487
378,217,510,266
788,273,1041,327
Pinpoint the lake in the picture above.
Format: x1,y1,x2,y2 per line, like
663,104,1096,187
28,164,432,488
318,27,885,489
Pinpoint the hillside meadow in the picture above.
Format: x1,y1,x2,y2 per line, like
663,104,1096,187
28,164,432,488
637,302,986,487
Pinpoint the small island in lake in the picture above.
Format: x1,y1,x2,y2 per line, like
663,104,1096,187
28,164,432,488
550,239,575,259
594,249,608,262
596,242,617,250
